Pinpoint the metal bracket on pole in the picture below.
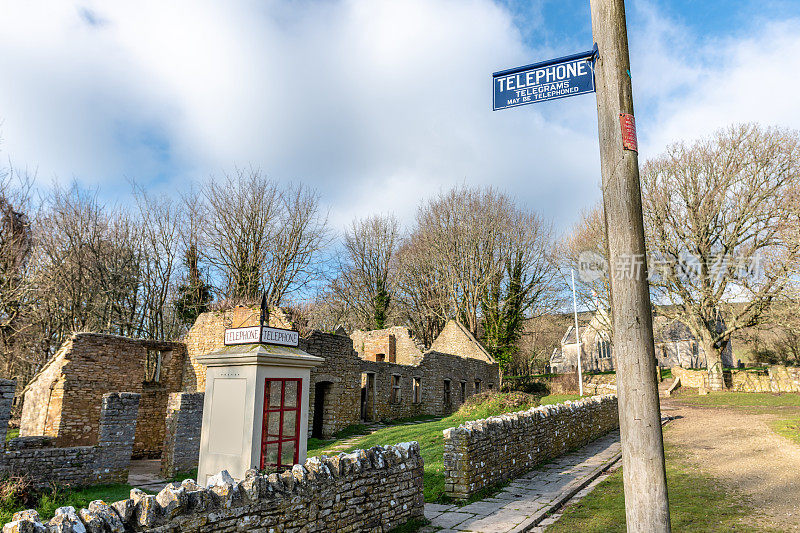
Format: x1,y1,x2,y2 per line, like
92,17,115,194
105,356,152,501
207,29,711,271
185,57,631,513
259,292,268,344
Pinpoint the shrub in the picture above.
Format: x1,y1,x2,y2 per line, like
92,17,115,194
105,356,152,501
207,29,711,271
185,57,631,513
0,475,37,523
551,372,580,393
501,379,550,397
453,391,539,420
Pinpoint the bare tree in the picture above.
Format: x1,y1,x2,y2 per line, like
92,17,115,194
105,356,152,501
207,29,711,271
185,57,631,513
202,169,280,299
262,184,329,306
395,185,560,370
132,184,184,340
329,214,400,330
394,234,449,347
410,186,510,335
641,123,800,389
201,169,328,307
558,203,612,333
33,183,142,347
482,209,562,373
173,187,213,326
0,165,37,382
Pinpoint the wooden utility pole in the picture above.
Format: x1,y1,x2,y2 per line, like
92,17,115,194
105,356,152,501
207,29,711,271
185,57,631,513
589,0,671,531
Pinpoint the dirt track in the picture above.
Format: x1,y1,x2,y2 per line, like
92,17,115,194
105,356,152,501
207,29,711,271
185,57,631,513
663,399,800,531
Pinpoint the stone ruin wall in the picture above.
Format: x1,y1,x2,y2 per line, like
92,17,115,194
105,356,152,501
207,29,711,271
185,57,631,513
182,308,363,439
303,331,362,438
161,392,204,479
443,394,619,500
582,373,617,395
430,320,495,363
361,351,500,421
0,380,140,489
19,333,186,458
673,364,800,392
181,306,297,393
5,442,425,533
17,337,72,438
351,326,424,365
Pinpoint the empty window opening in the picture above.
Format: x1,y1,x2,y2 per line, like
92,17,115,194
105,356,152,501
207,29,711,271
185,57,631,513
145,350,164,383
474,380,481,394
391,375,401,404
388,334,397,363
413,377,421,404
443,379,451,405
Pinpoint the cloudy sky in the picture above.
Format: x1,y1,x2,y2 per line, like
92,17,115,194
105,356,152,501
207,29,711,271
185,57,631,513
1,0,799,235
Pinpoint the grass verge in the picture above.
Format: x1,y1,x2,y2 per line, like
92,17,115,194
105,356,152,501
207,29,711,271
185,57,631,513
770,416,800,446
545,443,775,533
674,391,800,450
674,391,800,408
309,392,585,503
0,482,140,524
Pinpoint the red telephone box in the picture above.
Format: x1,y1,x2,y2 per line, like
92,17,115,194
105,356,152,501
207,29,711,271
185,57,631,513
260,378,302,471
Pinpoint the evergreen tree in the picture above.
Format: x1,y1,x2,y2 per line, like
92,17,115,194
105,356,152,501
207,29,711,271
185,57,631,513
174,244,212,325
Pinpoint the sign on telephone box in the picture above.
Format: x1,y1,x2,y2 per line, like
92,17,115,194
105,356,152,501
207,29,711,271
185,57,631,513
224,326,299,347
493,48,597,110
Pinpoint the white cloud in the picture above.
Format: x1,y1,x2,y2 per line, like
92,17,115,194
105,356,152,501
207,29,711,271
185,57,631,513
629,4,800,157
0,0,798,237
0,0,600,231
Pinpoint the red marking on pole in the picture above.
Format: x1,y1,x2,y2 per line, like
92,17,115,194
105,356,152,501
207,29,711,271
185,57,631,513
619,113,638,152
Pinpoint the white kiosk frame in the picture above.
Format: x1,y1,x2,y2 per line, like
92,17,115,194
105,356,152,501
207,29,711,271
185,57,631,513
196,343,323,484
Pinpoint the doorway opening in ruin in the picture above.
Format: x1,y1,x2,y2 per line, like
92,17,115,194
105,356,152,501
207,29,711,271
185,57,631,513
360,372,375,422
312,381,332,439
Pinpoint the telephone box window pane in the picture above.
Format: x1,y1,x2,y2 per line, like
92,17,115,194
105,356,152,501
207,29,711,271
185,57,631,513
282,411,297,437
267,411,281,437
281,443,295,466
269,381,283,407
284,381,298,407
263,442,279,465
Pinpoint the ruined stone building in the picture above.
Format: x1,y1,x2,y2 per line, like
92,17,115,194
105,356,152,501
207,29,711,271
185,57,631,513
182,308,499,438
19,334,185,457
352,322,499,423
549,309,733,373
20,306,499,458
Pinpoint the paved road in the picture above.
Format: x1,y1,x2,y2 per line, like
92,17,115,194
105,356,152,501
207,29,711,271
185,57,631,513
423,430,622,533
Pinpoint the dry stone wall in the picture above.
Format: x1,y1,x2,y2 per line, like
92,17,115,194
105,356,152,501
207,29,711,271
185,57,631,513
161,392,204,478
730,365,800,392
443,394,619,500
672,365,800,392
4,442,425,533
0,380,140,489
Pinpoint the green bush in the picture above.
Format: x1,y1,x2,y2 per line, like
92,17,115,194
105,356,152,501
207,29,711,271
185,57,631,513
0,475,36,523
501,379,550,397
453,391,540,420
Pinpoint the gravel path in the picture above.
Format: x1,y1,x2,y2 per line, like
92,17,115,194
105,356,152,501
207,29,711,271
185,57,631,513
664,399,800,531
